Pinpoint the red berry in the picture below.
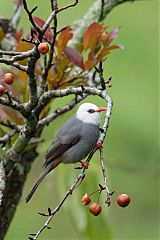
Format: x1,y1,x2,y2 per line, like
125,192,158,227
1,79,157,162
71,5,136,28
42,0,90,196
4,73,14,85
89,203,102,216
38,42,49,54
82,193,91,205
0,85,5,96
117,194,130,208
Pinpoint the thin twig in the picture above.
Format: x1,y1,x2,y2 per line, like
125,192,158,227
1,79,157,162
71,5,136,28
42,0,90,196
22,0,40,33
0,120,21,131
57,0,79,13
0,48,34,71
0,50,28,56
0,58,28,72
95,61,106,90
99,148,111,206
39,1,58,96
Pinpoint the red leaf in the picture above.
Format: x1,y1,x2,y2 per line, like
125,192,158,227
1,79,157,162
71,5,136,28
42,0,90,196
56,27,73,57
97,45,122,61
64,47,84,69
33,16,45,28
84,52,97,70
33,16,53,41
83,22,103,51
107,44,123,50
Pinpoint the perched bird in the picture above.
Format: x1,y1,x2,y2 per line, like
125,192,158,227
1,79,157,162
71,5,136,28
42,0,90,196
26,103,107,203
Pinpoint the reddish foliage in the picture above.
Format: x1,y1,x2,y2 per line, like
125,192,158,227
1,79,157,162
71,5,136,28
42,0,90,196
64,47,84,69
56,26,73,57
33,16,53,42
83,22,103,51
83,23,122,70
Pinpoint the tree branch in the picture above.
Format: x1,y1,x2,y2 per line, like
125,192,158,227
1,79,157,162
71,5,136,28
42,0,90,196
37,94,87,128
0,58,28,72
35,86,111,115
24,48,40,111
0,96,27,117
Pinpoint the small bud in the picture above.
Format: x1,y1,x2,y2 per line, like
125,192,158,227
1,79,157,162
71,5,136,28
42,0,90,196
82,193,91,205
117,194,130,208
38,42,49,54
89,203,102,216
0,85,5,96
4,73,14,85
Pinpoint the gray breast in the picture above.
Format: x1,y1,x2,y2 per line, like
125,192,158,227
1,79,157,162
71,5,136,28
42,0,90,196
60,121,99,163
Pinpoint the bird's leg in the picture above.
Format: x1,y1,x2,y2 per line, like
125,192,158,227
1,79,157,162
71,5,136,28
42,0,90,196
80,161,90,169
96,142,103,149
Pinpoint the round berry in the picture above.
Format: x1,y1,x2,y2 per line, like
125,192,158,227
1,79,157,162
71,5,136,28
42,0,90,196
117,194,130,208
4,73,14,85
82,193,91,205
38,42,49,54
0,85,5,96
89,203,102,216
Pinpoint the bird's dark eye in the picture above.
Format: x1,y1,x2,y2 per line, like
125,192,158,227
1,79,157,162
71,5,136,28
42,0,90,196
87,109,95,114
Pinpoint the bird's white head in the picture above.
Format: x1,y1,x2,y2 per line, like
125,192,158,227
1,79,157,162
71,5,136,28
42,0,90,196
76,103,107,126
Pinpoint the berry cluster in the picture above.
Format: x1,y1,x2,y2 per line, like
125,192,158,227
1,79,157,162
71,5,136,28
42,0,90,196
82,193,101,216
0,73,14,96
82,190,130,217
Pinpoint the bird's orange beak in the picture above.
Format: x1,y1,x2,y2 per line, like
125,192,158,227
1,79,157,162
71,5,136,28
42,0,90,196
95,107,107,112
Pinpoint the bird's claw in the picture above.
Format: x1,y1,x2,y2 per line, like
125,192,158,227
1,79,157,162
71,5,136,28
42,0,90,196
81,162,90,169
96,142,103,149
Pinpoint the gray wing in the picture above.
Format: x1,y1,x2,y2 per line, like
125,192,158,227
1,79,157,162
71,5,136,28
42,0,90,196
44,116,82,167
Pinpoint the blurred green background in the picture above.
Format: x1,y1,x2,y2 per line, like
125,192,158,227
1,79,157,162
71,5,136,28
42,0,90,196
0,0,159,239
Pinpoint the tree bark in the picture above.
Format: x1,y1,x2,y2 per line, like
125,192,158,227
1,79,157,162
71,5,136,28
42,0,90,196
0,149,38,240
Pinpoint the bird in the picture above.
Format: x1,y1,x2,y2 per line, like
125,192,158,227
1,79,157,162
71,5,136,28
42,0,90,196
26,103,107,203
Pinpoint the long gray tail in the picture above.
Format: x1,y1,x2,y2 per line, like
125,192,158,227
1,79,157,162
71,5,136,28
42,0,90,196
26,166,50,203
26,159,61,203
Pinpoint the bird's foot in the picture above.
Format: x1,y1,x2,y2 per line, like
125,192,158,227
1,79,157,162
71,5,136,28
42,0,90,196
96,142,103,149
81,161,90,169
